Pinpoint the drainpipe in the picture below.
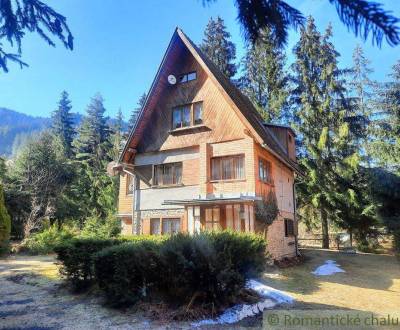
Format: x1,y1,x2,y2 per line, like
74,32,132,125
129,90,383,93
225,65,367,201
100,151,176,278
122,168,137,235
293,179,300,257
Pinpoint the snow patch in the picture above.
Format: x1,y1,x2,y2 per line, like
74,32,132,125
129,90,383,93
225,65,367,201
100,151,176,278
191,279,293,327
312,260,345,276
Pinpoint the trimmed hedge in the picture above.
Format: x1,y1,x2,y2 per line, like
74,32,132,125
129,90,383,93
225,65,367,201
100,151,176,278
54,238,120,290
94,241,161,306
56,232,267,307
93,232,267,307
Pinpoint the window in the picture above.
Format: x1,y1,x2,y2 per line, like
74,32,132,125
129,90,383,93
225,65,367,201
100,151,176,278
150,218,161,235
193,102,203,125
259,158,272,183
211,155,244,181
126,174,134,195
172,102,203,130
284,218,295,237
153,162,182,186
172,105,191,129
179,71,197,83
205,207,220,230
162,218,180,234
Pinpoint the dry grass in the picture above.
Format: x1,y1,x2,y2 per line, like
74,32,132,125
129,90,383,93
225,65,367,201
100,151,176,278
262,248,400,313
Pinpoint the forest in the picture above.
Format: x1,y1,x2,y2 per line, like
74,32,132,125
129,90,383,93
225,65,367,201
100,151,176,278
0,15,399,255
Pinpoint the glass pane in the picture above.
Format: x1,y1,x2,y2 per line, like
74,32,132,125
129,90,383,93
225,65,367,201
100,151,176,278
236,157,244,179
182,106,191,127
174,163,182,184
179,74,187,83
187,72,197,81
222,158,233,180
211,158,221,180
154,165,162,185
163,218,180,234
163,164,173,185
173,109,181,129
127,175,134,194
150,218,160,235
194,102,203,125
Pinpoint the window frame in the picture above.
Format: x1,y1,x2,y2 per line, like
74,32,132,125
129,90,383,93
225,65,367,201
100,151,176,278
210,154,245,182
284,218,295,237
153,162,183,187
258,157,273,184
171,101,203,130
179,71,197,83
162,218,181,235
126,174,134,195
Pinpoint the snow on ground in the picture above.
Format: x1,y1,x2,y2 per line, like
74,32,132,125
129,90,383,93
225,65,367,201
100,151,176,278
191,279,294,327
312,259,345,276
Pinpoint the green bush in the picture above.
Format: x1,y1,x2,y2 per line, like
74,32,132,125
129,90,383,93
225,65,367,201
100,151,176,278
0,184,11,255
80,215,121,239
90,231,267,307
19,225,75,255
55,237,120,290
94,241,161,306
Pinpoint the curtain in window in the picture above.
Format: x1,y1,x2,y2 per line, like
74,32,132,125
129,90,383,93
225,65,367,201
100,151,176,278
172,109,181,129
162,218,180,234
182,106,191,127
211,158,221,180
174,164,182,184
194,103,203,125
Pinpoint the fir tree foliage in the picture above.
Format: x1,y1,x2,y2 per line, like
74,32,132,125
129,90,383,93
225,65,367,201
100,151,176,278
52,91,75,158
200,16,237,78
240,28,288,122
0,0,73,72
129,92,147,131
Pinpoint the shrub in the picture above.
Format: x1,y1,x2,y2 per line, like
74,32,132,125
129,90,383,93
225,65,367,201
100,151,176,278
0,184,11,255
19,225,75,255
55,237,119,290
80,215,121,239
94,241,161,306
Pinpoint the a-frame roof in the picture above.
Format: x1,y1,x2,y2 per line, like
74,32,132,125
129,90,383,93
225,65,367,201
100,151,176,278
120,28,300,174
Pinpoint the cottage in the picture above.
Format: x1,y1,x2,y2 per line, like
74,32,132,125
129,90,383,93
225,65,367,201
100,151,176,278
115,28,301,259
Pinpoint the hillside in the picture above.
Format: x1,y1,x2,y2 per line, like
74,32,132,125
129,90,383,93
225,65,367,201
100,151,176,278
0,108,127,157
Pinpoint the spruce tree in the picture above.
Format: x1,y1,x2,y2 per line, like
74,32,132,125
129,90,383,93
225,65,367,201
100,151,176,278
369,61,400,174
129,93,147,131
111,108,124,161
240,28,288,122
52,91,75,158
200,16,237,78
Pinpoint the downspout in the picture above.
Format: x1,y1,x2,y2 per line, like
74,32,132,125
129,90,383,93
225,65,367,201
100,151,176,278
122,168,137,235
293,179,300,257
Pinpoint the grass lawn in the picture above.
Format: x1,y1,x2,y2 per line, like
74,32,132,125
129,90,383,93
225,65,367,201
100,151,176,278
261,248,400,314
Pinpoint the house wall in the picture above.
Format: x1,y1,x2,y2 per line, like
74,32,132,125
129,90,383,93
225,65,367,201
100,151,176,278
118,174,132,215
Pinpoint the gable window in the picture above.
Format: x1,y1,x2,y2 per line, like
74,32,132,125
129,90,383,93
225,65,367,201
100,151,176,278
126,174,134,195
153,162,182,186
211,155,245,181
259,158,272,183
179,71,197,83
284,218,295,237
172,102,203,130
162,218,181,234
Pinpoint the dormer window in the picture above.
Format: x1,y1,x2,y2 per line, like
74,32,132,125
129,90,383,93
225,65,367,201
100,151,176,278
171,101,203,130
179,71,197,83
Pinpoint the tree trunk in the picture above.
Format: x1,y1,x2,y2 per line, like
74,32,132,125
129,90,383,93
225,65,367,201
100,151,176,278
321,208,329,249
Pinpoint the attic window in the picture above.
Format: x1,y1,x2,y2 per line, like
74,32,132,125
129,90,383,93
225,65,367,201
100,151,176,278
179,71,197,83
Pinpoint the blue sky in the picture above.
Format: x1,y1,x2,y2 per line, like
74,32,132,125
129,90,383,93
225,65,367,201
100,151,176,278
0,0,399,119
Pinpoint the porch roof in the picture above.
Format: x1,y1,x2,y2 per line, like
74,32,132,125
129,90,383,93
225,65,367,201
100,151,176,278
163,196,260,206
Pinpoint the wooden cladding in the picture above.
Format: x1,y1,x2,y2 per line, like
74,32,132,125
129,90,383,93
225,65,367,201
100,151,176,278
211,154,245,181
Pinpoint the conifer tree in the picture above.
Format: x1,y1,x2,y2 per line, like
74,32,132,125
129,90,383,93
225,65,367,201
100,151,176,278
200,17,237,78
52,91,75,158
240,28,288,122
369,61,400,174
129,93,147,131
74,93,111,167
0,184,11,253
111,108,124,161
293,18,376,248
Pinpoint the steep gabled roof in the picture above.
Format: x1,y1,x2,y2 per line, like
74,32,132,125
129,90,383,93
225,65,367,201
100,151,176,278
120,28,300,174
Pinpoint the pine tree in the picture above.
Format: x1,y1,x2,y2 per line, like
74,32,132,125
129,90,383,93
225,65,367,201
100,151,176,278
111,108,124,161
0,184,11,253
369,61,400,174
240,28,288,122
52,91,75,158
129,93,147,131
200,16,237,78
